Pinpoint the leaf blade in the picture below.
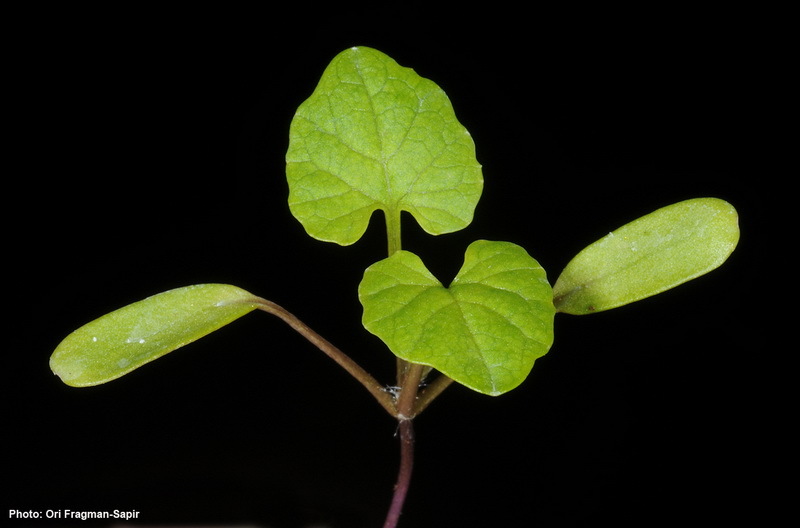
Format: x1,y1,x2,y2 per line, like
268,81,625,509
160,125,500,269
50,284,261,387
359,240,555,395
553,198,740,314
286,46,483,245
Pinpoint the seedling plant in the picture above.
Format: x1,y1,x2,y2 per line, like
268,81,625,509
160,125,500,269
50,47,739,527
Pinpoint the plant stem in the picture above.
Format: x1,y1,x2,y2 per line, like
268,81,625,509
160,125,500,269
383,419,414,528
396,363,423,420
384,207,415,396
251,298,397,418
383,362,423,528
386,207,403,256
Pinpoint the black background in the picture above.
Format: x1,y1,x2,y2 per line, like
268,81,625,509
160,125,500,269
6,7,785,528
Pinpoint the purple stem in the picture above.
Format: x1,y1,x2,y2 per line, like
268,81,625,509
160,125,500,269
383,418,415,528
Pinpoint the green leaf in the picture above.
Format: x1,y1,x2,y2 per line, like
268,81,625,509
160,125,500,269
553,198,740,315
50,284,261,387
359,240,555,396
286,46,483,245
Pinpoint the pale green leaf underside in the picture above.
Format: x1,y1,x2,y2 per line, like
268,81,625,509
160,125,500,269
359,240,555,395
50,284,260,387
553,198,740,315
286,46,483,245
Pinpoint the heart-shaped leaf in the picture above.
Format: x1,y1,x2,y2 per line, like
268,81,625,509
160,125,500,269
286,46,483,245
50,284,261,387
359,240,555,396
553,198,740,314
